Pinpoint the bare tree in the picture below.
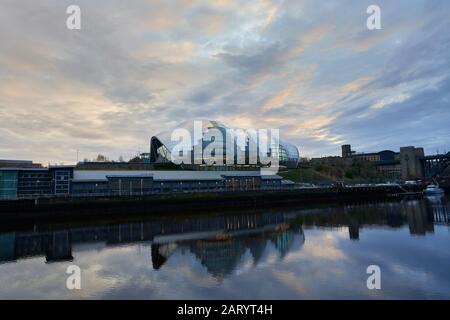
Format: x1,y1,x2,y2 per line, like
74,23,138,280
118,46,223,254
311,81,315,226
95,154,108,162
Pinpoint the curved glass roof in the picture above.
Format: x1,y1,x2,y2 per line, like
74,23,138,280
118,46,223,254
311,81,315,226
150,119,300,168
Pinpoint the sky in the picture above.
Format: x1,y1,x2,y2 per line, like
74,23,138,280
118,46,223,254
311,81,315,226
0,0,449,164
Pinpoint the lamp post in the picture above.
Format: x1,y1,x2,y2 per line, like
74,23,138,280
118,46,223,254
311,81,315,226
35,179,40,198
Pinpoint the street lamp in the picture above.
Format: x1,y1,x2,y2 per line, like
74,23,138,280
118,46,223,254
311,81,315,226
36,179,40,197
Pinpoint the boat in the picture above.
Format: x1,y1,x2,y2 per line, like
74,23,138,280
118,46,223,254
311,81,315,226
425,194,445,204
424,184,445,195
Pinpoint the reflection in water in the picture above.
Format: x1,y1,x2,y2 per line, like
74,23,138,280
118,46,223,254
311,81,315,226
426,195,450,224
0,212,305,280
1,197,448,273
0,196,450,299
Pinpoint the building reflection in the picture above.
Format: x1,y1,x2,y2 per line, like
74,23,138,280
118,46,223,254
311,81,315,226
182,227,302,279
339,197,443,238
151,243,177,270
426,195,450,224
348,220,360,240
0,230,73,263
1,197,449,279
188,240,246,278
0,212,304,277
403,200,434,235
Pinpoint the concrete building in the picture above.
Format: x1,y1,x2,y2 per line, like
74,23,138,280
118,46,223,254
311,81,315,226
341,145,403,179
341,145,352,158
340,144,430,180
400,146,425,180
341,145,400,162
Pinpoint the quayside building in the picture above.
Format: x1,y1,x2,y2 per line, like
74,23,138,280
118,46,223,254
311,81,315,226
0,119,300,200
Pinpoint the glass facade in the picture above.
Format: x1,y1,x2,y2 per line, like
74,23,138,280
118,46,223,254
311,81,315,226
107,176,154,195
0,170,18,199
150,119,300,169
52,169,72,195
18,170,52,197
0,167,75,199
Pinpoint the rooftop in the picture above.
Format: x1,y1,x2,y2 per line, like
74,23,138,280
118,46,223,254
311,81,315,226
0,159,33,163
73,170,282,182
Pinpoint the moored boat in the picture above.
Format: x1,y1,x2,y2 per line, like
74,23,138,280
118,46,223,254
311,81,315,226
424,184,445,195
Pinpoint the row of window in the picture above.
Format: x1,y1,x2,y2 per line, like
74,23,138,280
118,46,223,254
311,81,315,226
20,174,51,179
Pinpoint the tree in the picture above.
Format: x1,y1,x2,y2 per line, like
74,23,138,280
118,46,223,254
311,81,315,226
95,154,108,162
129,156,142,163
345,170,354,179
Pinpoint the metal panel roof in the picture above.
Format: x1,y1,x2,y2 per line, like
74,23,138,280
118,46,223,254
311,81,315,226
0,168,49,171
0,159,33,163
73,170,282,182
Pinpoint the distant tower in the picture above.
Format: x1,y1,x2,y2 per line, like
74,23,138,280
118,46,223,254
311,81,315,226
342,144,352,158
400,146,424,180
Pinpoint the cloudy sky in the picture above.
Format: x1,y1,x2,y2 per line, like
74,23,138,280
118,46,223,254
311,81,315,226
1,0,449,164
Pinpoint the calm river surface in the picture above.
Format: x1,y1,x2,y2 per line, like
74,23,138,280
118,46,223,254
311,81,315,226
1,195,450,299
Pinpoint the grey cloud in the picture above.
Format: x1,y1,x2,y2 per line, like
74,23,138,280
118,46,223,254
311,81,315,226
329,76,450,154
216,43,284,75
1,0,450,162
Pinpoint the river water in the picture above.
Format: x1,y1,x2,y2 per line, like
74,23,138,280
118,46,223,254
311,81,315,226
0,195,449,299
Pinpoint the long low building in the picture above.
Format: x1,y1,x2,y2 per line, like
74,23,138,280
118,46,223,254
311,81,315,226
71,170,283,195
1,166,284,199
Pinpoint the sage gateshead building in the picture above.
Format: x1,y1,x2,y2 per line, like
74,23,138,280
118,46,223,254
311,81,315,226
149,119,300,170
0,120,300,200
